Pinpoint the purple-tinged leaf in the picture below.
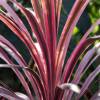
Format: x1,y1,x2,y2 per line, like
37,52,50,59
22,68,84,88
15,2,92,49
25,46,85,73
73,48,96,83
0,48,33,99
41,0,51,44
56,36,100,100
61,18,100,83
0,13,47,89
77,65,100,99
0,36,47,99
67,48,98,100
0,86,23,100
41,0,56,98
90,90,100,100
62,35,100,83
9,2,53,96
56,0,62,32
56,0,89,85
9,1,50,84
0,0,30,37
0,64,47,100
0,0,99,100
40,0,52,59
10,0,46,45
0,35,27,66
82,55,100,78
49,0,57,97
31,0,45,32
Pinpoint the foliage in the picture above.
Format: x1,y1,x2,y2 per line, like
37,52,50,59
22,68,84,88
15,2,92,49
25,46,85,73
0,0,100,100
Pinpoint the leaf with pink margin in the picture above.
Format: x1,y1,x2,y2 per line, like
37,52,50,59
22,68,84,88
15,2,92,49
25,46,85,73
67,48,99,100
0,0,30,38
56,0,90,85
41,0,51,45
62,19,100,83
73,48,96,83
9,0,50,81
49,0,57,96
62,35,100,83
0,64,47,100
0,48,33,99
0,35,27,66
56,0,89,67
82,55,100,79
8,2,51,94
77,65,100,99
56,0,62,32
41,0,56,97
31,0,44,31
56,35,100,100
0,36,46,99
0,11,43,69
0,13,47,89
10,0,46,46
0,86,23,100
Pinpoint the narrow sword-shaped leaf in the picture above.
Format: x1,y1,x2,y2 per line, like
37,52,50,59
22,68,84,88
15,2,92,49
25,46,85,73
56,0,62,32
62,35,100,83
0,48,33,99
0,13,47,89
62,19,100,83
9,1,51,92
0,35,27,66
77,65,100,99
31,0,45,33
0,86,24,100
56,0,89,85
41,0,54,99
49,0,57,98
56,36,100,100
0,64,47,100
82,55,100,78
0,0,30,37
0,36,46,99
67,48,98,100
0,80,28,100
73,48,96,83
9,0,50,83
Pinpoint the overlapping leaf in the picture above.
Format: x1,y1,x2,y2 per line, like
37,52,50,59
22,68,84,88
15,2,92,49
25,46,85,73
0,0,100,100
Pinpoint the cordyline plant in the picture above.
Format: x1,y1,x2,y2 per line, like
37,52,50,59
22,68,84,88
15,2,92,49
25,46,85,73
0,0,100,100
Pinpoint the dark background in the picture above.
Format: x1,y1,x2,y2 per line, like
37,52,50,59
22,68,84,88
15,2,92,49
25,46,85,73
0,0,100,97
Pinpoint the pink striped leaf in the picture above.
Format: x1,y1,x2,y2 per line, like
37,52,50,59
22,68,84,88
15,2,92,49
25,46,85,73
62,19,100,83
0,13,47,89
31,0,44,31
0,86,23,100
0,64,47,100
56,0,90,84
62,35,100,83
0,36,47,99
77,65,100,99
0,48,33,99
0,0,30,37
